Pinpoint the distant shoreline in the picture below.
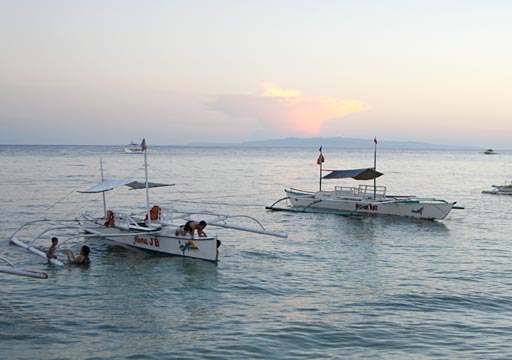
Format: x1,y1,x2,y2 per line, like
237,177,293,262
0,137,499,150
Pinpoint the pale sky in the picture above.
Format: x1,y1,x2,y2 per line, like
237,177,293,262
1,0,511,148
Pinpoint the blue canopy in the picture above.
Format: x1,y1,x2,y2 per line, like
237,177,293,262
322,168,383,180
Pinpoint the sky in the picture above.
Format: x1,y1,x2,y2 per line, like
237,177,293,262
1,0,511,148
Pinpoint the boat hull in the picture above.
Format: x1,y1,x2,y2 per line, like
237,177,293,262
285,189,455,220
81,219,218,262
124,148,144,154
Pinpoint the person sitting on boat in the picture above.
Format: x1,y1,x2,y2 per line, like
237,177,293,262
144,205,161,222
64,246,91,267
46,237,58,260
104,210,115,227
175,220,207,239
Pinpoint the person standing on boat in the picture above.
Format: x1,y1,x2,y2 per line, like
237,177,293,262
46,237,58,260
64,246,90,266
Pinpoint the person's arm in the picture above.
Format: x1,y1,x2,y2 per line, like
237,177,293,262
69,255,84,264
64,249,75,262
198,229,207,237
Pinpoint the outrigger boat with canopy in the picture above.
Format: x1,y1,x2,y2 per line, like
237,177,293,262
11,139,287,265
267,141,461,220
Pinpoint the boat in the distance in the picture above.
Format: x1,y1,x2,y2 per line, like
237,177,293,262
11,139,287,264
124,140,145,154
482,181,512,195
484,148,496,155
267,143,460,220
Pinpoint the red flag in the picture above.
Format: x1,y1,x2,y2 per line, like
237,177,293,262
374,137,378,144
141,138,147,152
317,153,325,165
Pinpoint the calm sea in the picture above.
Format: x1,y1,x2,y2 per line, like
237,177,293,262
1,145,511,359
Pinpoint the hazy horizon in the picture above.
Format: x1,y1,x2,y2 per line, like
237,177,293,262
0,136,501,150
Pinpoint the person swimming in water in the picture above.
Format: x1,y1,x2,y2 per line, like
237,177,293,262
64,245,90,266
46,237,58,260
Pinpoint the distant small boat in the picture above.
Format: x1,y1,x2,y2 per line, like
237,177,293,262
124,140,145,154
482,181,512,195
484,149,496,155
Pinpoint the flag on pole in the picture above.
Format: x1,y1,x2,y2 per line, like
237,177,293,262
317,146,325,165
141,138,147,152
374,137,378,144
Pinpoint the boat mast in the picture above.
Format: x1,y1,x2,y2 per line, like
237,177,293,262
100,157,107,217
319,161,322,191
317,146,324,191
142,139,151,225
373,137,377,199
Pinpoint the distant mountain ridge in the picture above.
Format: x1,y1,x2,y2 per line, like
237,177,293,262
189,137,481,150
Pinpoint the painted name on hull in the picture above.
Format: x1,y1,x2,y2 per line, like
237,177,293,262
133,235,160,248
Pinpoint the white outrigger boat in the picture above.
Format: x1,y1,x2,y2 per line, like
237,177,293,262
482,181,512,195
11,140,287,264
267,143,460,220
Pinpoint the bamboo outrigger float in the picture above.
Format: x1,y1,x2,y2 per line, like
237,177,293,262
0,255,48,279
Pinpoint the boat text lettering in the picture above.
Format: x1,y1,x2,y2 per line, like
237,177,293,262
133,235,160,247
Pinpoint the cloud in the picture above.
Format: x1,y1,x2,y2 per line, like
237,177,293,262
210,83,367,136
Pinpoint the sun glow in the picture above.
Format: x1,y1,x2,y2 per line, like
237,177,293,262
260,84,366,135
212,83,367,136
260,82,301,97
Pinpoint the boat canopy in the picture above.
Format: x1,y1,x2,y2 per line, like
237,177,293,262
79,179,173,193
322,168,383,180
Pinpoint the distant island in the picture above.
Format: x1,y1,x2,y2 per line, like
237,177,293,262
188,137,481,150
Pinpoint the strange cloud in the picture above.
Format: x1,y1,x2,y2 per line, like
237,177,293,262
211,83,367,136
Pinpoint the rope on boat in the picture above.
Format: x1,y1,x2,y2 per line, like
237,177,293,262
44,187,85,215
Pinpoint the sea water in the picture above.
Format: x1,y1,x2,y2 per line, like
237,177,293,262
0,145,511,359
